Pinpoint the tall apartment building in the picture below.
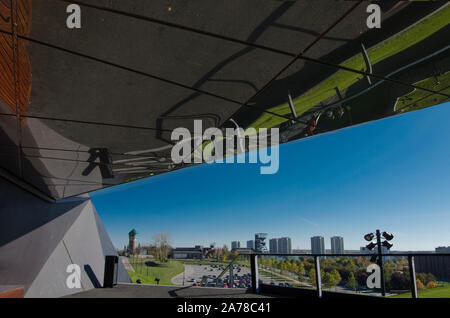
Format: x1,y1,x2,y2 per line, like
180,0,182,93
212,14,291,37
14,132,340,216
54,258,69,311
269,238,279,254
330,236,344,254
255,233,268,253
231,241,241,250
278,237,292,254
247,240,255,249
311,236,325,255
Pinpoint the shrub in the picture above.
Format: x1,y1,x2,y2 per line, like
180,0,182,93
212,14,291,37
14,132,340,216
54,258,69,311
390,272,410,290
356,271,368,286
416,279,425,290
416,273,437,285
426,281,437,289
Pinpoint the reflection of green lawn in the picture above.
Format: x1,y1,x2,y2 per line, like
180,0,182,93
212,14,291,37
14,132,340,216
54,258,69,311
392,283,450,298
248,4,450,132
394,71,450,112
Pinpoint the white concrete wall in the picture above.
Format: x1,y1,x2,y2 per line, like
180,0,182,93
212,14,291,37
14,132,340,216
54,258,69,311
0,177,130,297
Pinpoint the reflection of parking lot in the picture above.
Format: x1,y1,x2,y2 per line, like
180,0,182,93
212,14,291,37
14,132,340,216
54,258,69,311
172,264,252,288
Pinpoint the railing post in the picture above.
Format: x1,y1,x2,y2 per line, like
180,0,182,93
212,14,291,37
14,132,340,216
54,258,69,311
408,255,418,298
250,254,259,293
376,229,387,296
314,256,322,298
103,255,118,288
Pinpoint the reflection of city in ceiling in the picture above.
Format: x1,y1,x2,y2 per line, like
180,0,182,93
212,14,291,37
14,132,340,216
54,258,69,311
0,0,448,199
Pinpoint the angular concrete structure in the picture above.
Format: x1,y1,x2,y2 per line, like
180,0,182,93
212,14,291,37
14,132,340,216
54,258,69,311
0,176,130,298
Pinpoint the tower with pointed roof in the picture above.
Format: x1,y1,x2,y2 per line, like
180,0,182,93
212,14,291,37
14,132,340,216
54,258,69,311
128,229,138,253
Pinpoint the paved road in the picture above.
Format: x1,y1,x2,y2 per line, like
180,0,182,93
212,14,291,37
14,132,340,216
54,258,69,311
121,256,134,272
171,263,302,288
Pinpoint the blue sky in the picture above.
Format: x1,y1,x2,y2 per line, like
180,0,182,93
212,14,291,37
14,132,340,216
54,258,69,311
92,102,450,252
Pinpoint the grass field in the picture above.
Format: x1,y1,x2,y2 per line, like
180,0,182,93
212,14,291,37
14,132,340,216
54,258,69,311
127,259,184,285
392,283,450,298
126,258,249,285
247,4,450,131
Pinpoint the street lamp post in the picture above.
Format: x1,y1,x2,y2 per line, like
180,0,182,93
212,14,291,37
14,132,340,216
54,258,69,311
375,230,386,296
364,229,394,297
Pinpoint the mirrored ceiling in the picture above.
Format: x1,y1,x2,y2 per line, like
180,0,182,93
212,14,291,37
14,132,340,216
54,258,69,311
0,0,448,199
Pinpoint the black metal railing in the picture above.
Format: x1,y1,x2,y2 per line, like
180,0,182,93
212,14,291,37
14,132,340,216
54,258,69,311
246,252,450,298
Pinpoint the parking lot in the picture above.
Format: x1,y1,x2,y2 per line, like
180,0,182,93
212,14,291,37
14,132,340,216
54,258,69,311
172,263,253,288
171,262,298,288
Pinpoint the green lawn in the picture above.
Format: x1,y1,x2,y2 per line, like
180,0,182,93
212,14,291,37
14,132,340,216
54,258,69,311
392,283,450,298
127,259,184,285
247,4,450,132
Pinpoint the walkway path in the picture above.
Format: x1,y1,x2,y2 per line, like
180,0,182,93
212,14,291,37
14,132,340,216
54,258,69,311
121,256,134,272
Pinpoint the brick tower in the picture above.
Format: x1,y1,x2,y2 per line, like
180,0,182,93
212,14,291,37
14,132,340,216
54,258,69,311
128,229,138,253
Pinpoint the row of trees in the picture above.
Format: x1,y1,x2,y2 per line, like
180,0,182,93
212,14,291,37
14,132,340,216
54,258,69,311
120,232,172,262
215,245,239,262
152,232,171,262
309,268,342,289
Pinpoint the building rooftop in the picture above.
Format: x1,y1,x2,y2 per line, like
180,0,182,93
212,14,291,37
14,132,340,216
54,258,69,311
65,284,276,298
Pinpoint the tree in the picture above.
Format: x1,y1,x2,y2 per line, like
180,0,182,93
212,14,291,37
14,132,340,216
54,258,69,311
416,279,425,290
323,271,340,289
338,268,350,282
389,272,410,290
280,262,288,275
297,263,306,280
331,269,341,284
153,232,171,262
347,272,357,290
309,268,326,287
266,257,273,270
221,245,230,261
290,262,298,275
309,268,316,286
356,271,368,286
416,273,436,286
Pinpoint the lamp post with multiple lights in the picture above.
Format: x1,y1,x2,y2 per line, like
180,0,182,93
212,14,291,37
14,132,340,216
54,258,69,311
364,229,394,296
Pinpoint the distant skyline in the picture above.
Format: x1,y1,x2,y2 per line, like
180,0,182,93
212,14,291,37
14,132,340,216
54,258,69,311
92,102,450,252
